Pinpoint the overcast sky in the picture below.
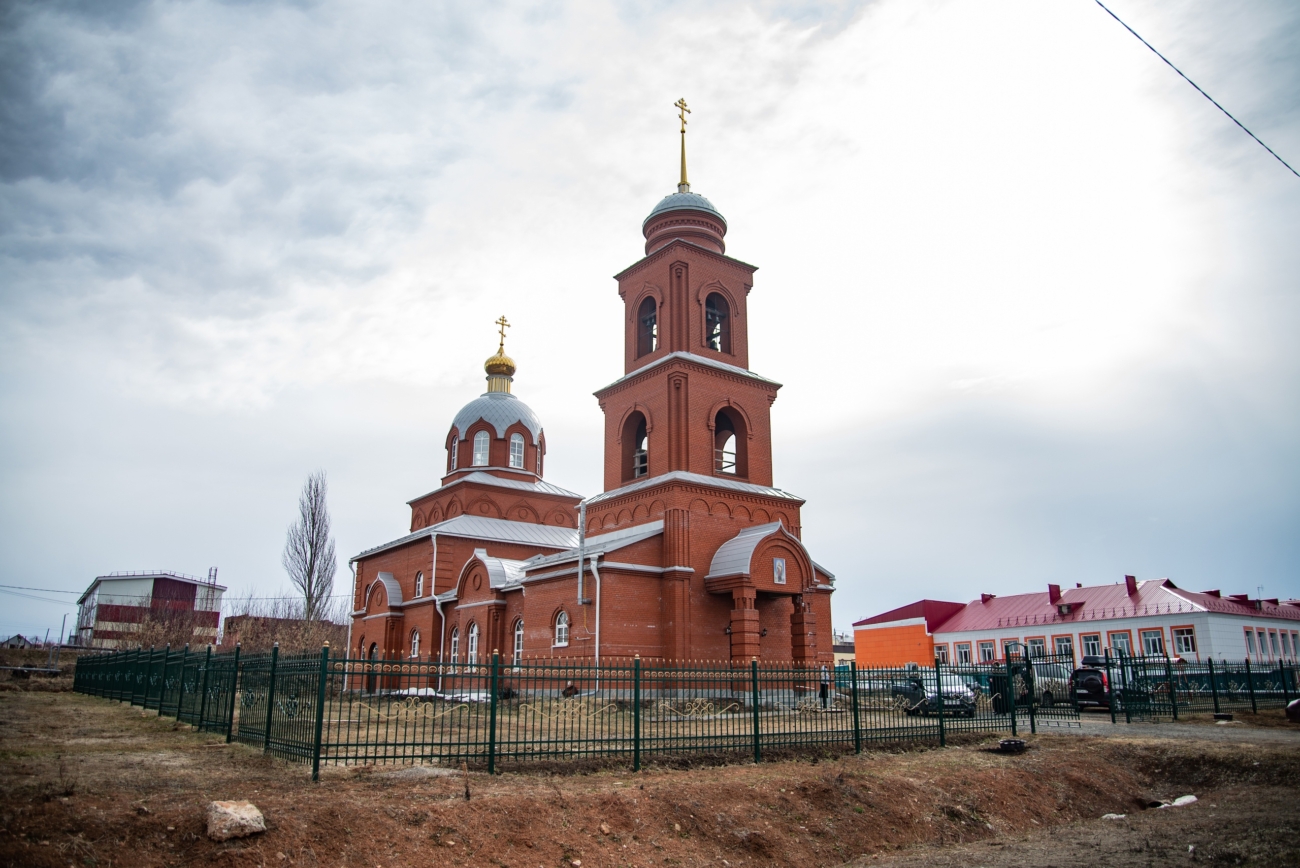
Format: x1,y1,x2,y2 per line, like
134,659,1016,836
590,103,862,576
1,0,1297,641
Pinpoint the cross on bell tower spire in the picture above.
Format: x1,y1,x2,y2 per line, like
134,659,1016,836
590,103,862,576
675,98,691,192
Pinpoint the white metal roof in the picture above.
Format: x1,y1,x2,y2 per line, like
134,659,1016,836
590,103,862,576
450,392,543,443
706,522,785,578
585,470,802,506
596,351,781,393
525,520,665,570
352,514,580,561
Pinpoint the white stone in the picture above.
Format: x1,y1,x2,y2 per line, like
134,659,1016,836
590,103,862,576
1101,813,1126,820
1172,795,1198,807
206,800,267,841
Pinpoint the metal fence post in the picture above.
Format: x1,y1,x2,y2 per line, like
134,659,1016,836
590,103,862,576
1207,657,1220,715
1026,652,1036,735
197,645,213,729
1245,657,1257,714
750,657,761,764
1104,651,1117,725
263,643,280,753
487,650,500,775
1163,655,1178,721
934,658,946,747
1006,655,1017,737
850,661,862,754
632,655,642,772
1119,652,1132,724
311,643,330,782
225,643,242,743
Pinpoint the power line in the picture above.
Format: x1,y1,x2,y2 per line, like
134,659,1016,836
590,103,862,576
0,588,77,606
0,584,80,593
1094,0,1299,179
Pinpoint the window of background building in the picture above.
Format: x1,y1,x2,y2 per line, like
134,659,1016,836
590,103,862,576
1279,631,1291,659
978,641,996,663
1054,636,1073,658
956,643,972,665
1140,629,1165,656
1245,629,1256,657
1108,632,1133,656
1081,634,1102,657
1269,631,1280,657
509,433,525,469
934,644,949,664
1258,630,1267,658
1172,627,1196,656
554,611,569,647
1026,638,1046,658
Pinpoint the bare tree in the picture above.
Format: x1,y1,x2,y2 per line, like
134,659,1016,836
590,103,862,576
282,470,337,622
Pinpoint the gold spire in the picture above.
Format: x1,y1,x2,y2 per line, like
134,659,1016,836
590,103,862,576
484,315,516,393
675,98,691,193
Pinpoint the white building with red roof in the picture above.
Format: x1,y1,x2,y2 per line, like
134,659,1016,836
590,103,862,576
853,575,1300,669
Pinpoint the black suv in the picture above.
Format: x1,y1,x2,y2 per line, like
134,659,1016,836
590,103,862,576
1071,655,1117,711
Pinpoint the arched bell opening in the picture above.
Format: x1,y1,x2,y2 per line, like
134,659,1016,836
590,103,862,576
621,410,650,481
713,407,747,477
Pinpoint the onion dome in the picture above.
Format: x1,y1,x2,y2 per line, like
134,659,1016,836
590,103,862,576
448,317,544,447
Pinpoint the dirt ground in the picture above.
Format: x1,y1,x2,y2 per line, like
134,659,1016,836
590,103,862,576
1,685,1297,868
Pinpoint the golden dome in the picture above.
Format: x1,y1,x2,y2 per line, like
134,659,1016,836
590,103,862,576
485,349,516,378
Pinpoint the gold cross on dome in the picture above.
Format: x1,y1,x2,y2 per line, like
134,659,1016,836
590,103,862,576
495,315,511,350
675,98,690,132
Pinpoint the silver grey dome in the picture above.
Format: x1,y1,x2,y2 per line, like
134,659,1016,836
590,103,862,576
450,392,543,444
643,191,727,228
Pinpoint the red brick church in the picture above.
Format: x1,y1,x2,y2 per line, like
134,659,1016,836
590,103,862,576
351,117,835,665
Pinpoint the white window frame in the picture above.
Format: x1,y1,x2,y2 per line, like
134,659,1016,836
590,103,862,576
1172,627,1196,656
554,611,569,647
449,627,460,665
1245,628,1256,657
1109,631,1133,656
410,629,420,659
1081,634,1102,657
934,644,948,664
978,641,996,663
1269,631,1280,657
450,436,458,470
1258,630,1267,659
955,643,972,665
414,571,424,598
1026,637,1046,658
509,433,525,469
1140,629,1165,657
473,431,490,466
1054,635,1073,658
513,619,524,666
467,622,479,665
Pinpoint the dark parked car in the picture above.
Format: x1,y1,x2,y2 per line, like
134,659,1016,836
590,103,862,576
892,674,977,717
1071,656,1118,710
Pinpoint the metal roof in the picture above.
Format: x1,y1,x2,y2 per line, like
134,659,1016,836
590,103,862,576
79,571,227,605
473,548,530,589
706,522,790,578
450,392,543,443
352,514,580,561
408,471,581,505
525,520,665,570
597,351,781,394
585,470,802,506
372,572,403,607
644,191,727,228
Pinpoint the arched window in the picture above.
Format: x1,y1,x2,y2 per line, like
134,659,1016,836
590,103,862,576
621,411,649,481
715,412,736,474
472,430,490,466
554,611,569,647
414,571,424,598
705,293,731,354
637,297,658,357
410,629,421,659
513,619,524,666
449,627,460,665
713,408,747,477
449,436,458,471
509,433,525,469
467,622,480,665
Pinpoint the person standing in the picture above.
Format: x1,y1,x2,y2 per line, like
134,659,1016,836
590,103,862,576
819,664,830,710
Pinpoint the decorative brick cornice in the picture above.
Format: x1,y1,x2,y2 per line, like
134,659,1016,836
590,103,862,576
613,238,757,283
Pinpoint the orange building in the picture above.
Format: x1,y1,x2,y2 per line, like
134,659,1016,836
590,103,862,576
852,601,965,668
350,109,836,665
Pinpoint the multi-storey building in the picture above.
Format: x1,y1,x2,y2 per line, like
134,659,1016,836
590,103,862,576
75,570,225,649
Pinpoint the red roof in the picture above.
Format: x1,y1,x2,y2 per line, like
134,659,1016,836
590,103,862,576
853,600,966,633
857,579,1300,635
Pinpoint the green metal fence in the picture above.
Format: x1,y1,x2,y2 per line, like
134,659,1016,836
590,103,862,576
1105,653,1296,721
77,644,1297,780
